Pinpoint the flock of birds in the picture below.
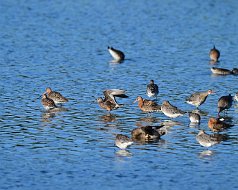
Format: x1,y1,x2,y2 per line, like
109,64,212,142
41,46,238,150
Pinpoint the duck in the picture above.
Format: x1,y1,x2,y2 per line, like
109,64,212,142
211,67,232,75
196,130,225,147
161,101,185,118
134,96,161,112
217,94,233,116
45,87,68,104
97,89,128,112
231,68,238,75
131,125,166,142
208,117,233,132
108,46,125,63
146,80,159,99
115,134,133,149
186,89,214,108
209,45,220,62
41,94,57,110
189,112,201,124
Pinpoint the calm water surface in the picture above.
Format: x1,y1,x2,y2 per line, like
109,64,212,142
1,1,238,189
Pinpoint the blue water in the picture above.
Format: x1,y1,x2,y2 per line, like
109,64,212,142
1,1,238,189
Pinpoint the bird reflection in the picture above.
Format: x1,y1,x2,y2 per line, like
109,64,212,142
115,149,133,157
99,114,117,123
189,122,200,128
138,116,160,123
199,150,215,158
160,120,182,127
190,109,208,116
41,107,68,122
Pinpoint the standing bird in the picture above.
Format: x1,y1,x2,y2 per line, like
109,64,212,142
41,94,57,110
161,101,185,118
208,117,233,132
217,94,233,116
209,45,220,62
189,112,201,124
115,134,133,149
97,89,128,112
45,87,68,104
186,89,214,108
134,96,161,113
196,130,226,147
108,46,125,63
146,80,159,99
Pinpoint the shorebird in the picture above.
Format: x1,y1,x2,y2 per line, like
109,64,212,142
115,134,133,149
45,87,68,104
41,94,57,110
108,46,125,63
131,125,166,142
211,67,232,75
189,112,201,124
186,89,214,108
134,96,161,113
161,101,185,118
97,89,128,112
196,130,224,147
217,94,233,116
208,117,233,132
209,45,220,62
146,80,159,99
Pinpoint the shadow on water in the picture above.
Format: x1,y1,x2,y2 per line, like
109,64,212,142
41,107,69,122
115,149,133,158
198,150,216,159
99,114,117,123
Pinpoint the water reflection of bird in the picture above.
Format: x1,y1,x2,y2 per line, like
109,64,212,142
217,94,233,117
41,112,56,122
41,94,57,110
45,87,68,104
134,96,161,113
161,101,185,118
115,134,133,149
131,125,166,142
99,114,117,122
146,80,159,99
209,45,220,62
189,112,201,124
196,130,226,147
108,46,125,63
208,117,233,132
186,89,214,108
97,89,128,112
41,107,68,122
115,150,132,157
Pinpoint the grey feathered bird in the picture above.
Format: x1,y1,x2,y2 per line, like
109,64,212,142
186,89,214,108
161,101,185,118
146,80,159,99
115,134,133,149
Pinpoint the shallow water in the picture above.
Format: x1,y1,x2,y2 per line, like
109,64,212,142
1,1,238,189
